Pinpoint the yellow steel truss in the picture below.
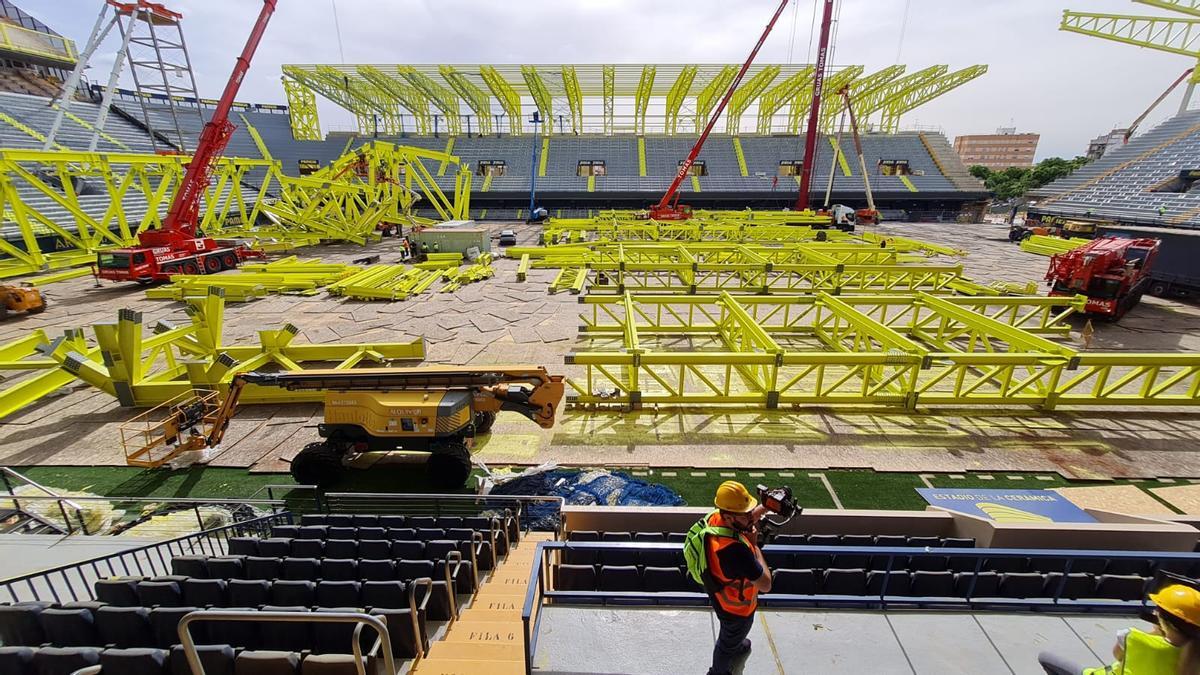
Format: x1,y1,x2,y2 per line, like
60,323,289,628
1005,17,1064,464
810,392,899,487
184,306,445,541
281,76,321,141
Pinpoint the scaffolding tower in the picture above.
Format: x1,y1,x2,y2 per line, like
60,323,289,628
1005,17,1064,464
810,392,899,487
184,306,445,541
44,1,203,153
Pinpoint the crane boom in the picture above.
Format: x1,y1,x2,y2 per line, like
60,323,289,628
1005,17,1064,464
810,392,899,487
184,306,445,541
1125,67,1194,143
795,0,836,211
150,0,278,247
648,0,791,221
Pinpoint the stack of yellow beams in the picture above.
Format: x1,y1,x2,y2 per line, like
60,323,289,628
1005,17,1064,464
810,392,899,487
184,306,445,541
1020,235,1088,257
145,257,360,301
441,254,494,293
331,257,461,301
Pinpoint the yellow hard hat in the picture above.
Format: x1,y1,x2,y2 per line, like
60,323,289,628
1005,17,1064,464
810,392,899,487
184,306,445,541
1150,584,1200,627
715,481,757,513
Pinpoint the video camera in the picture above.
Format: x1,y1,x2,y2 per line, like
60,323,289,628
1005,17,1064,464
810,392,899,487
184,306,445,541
755,485,801,546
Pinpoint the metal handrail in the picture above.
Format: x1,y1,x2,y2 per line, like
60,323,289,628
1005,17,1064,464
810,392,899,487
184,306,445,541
0,511,291,604
1,466,89,535
520,541,1200,675
179,610,396,675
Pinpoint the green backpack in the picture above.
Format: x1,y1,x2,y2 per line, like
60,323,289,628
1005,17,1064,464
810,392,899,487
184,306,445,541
683,511,740,585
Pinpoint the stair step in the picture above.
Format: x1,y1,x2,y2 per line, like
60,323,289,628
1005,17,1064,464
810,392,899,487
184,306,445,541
444,620,524,644
470,596,524,612
426,641,523,662
457,608,526,622
412,657,524,674
484,576,531,590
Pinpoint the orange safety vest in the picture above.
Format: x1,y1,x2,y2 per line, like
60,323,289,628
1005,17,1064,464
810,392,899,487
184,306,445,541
703,511,760,617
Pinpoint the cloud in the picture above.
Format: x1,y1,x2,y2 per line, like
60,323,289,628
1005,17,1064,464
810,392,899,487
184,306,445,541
28,0,1196,159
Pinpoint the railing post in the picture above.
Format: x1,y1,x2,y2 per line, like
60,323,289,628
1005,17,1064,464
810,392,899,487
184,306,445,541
57,499,73,535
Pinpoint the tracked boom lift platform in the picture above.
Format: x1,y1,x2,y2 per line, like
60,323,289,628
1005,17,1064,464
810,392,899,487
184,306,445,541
122,365,565,489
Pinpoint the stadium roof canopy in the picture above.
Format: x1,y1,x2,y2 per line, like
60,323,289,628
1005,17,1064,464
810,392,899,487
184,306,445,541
280,63,986,139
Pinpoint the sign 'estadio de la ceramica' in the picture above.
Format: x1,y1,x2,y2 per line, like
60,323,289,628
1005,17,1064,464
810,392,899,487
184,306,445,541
915,488,1098,524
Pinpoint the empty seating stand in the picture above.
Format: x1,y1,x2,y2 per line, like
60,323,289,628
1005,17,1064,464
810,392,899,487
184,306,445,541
551,530,1184,607
0,512,521,675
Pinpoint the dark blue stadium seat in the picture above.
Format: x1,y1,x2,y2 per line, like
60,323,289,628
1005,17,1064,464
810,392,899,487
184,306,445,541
359,559,396,581
379,516,407,529
257,538,292,558
416,528,445,540
555,564,597,591
94,577,141,607
408,517,437,529
316,581,361,609
1095,574,1148,601
328,527,357,540
1044,572,1094,600
324,540,358,559
320,559,358,582
270,525,300,539
644,566,692,592
289,539,325,558
257,606,311,652
772,568,819,595
909,570,956,597
228,579,271,607
280,557,319,581
396,560,434,583
101,648,169,672
569,530,599,542
326,515,353,528
360,581,407,609
32,646,102,675
941,538,975,548
872,535,906,547
358,527,387,541
207,606,259,650
300,514,327,526
39,607,99,647
641,548,683,568
149,605,201,649
170,644,234,675
598,565,642,592
357,540,391,559
633,532,665,543
235,650,300,674
295,526,326,540
998,573,1047,599
841,535,874,547
227,537,259,556
96,605,155,648
868,570,911,596
183,578,227,608
137,580,183,608
823,568,868,595
986,558,1029,574
391,540,425,559
271,580,315,607
353,515,380,527
807,535,841,547
170,555,208,578
0,646,34,675
957,571,1000,598
245,557,282,581
386,528,417,541
206,556,245,580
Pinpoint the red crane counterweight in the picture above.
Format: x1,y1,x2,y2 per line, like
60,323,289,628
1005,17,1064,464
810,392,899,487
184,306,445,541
1046,237,1160,320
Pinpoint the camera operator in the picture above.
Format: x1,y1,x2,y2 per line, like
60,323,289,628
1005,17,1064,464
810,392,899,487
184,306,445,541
696,481,774,675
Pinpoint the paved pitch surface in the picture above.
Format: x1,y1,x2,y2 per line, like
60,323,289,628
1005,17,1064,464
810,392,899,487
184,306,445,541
2,220,1199,479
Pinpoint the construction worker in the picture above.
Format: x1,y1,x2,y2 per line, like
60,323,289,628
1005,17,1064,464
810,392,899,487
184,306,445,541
695,481,772,675
1038,584,1200,674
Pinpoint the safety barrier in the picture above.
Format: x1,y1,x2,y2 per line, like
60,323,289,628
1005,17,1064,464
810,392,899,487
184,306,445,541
520,540,1200,675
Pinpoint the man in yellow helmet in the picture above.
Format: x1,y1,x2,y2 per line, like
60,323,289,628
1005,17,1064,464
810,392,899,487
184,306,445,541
1038,583,1200,674
684,481,773,675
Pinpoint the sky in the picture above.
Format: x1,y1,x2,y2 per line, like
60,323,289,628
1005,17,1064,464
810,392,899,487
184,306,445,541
23,0,1199,160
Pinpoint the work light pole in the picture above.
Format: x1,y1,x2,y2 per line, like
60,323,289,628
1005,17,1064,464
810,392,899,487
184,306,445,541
528,111,542,220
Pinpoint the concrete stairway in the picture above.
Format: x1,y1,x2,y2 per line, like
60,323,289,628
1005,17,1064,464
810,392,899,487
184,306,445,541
412,531,552,674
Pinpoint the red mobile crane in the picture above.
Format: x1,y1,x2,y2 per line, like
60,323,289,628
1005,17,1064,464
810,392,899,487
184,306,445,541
643,0,793,221
95,0,275,284
1046,237,1160,320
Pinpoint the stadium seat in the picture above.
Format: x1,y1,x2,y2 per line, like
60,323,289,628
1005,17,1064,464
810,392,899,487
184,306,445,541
872,535,906,547
150,606,202,649
867,570,911,596
245,557,282,581
832,552,872,569
408,517,436,529
320,559,358,582
39,607,99,647
170,644,235,675
328,527,357,540
271,525,301,539
998,573,1047,599
312,607,361,655
257,539,292,558
358,540,391,559
666,533,687,543
258,607,311,652
100,647,168,675
359,559,396,581
1029,558,1069,574
391,541,425,559
598,565,643,593
386,528,416,541
327,515,353,528
396,560,434,583
1043,572,1094,600
957,571,1000,598
207,607,259,650
434,517,461,529
601,531,633,542
633,532,665,543
941,538,975,548
987,558,1029,574
555,564,597,591
644,566,692,592
641,548,683,568
94,577,142,607
96,605,155,648
271,581,316,607
235,650,300,675
599,547,639,567
228,579,271,607
360,581,407,610
300,515,327,526
907,555,949,572
416,528,445,541
289,539,325,558
823,569,868,595
841,535,874,547
324,540,358,559
358,527,387,541
281,558,320,581
807,535,840,547
762,548,794,569
0,646,34,675
909,570,957,597
170,555,209,578
1105,558,1151,576
183,579,227,608
1095,574,1148,601
563,546,599,566
794,553,833,570
316,581,361,609
295,526,326,540
906,537,939,548
207,556,245,580
32,646,102,675
301,653,380,674
772,569,819,595
137,580,184,608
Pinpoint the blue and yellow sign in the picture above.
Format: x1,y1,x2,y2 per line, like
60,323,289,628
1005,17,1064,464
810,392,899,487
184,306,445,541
916,488,1097,523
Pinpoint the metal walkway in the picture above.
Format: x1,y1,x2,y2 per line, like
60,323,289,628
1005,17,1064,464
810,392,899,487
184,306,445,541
532,606,1131,675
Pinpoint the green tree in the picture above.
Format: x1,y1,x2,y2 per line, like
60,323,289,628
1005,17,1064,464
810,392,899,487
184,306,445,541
975,156,1090,199
968,164,991,181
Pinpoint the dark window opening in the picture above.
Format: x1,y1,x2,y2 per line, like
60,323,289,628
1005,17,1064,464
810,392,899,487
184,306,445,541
577,160,607,177
1150,169,1200,193
680,160,708,176
477,160,507,177
878,159,912,176
778,160,802,177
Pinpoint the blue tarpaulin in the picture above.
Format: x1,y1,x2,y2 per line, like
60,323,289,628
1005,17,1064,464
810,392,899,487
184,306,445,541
489,468,685,530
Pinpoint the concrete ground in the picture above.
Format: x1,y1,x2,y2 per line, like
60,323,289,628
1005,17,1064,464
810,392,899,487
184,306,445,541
2,220,1200,479
532,605,1132,675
